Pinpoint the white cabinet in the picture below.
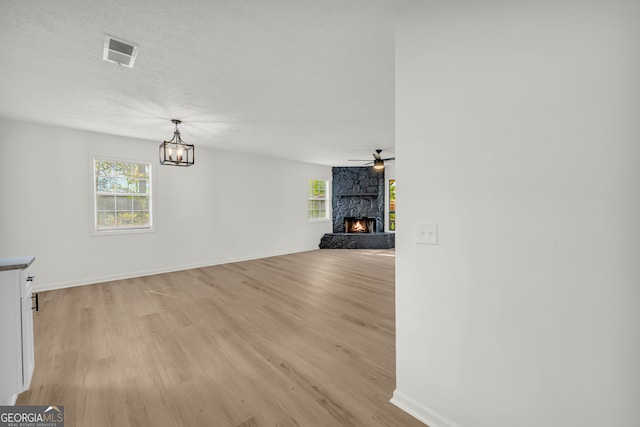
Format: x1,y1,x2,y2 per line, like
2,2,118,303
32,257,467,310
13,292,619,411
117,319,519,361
0,257,36,405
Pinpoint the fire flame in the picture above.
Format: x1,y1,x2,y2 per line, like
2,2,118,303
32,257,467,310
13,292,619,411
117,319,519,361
352,220,366,232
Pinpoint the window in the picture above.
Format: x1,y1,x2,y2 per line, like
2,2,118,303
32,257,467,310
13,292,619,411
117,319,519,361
308,179,329,220
94,159,152,232
389,179,396,231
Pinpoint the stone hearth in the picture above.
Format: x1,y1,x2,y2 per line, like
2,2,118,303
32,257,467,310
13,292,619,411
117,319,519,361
319,232,395,249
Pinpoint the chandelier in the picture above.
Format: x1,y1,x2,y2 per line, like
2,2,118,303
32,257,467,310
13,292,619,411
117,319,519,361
159,119,194,167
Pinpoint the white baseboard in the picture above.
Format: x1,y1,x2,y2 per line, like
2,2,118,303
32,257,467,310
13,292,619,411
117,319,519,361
0,394,17,405
391,389,461,427
33,246,320,292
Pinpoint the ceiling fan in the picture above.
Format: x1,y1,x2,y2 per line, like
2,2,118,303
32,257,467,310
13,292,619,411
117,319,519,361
349,149,395,170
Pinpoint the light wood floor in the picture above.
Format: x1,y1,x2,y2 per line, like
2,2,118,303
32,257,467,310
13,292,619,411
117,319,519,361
18,249,424,427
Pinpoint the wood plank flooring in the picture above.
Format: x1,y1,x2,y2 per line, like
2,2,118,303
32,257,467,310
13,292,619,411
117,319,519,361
17,249,424,427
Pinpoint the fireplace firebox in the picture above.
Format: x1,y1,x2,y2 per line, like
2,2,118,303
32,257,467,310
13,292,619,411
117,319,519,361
344,217,375,234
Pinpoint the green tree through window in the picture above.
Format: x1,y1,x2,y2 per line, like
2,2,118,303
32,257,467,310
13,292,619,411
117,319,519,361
308,179,328,219
94,159,152,230
389,179,396,231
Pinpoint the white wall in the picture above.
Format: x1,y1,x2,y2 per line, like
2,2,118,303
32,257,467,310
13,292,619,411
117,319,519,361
393,1,640,427
0,118,331,290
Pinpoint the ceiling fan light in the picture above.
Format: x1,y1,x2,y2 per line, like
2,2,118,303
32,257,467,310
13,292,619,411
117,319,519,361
373,159,384,170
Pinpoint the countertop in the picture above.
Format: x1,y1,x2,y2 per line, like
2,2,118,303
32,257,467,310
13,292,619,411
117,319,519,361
0,256,36,271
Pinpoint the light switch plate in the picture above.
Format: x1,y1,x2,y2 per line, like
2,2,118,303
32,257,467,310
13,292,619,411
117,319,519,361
416,222,438,245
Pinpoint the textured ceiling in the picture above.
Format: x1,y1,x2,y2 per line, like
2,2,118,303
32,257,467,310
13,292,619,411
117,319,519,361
0,0,415,165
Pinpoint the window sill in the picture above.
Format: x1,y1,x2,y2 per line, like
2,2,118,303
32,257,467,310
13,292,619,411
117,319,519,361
92,227,156,237
308,218,331,223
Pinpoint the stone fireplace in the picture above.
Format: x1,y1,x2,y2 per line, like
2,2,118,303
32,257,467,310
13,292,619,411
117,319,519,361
319,167,394,249
331,167,384,233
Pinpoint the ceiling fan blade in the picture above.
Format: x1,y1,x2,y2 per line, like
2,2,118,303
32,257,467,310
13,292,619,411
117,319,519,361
382,157,395,161
373,152,382,160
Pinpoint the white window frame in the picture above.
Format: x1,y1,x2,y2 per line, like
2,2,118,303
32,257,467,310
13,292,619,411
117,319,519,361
308,179,330,222
92,157,155,235
388,179,396,232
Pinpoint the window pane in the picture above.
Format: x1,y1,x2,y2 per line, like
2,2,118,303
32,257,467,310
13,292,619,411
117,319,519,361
128,179,149,194
95,159,152,231
134,163,149,178
308,179,328,219
133,212,150,225
97,212,116,228
98,176,129,192
308,195,326,218
133,196,148,210
97,176,115,192
309,179,326,198
97,195,115,210
116,212,133,227
116,196,132,210
128,179,139,193
389,179,396,230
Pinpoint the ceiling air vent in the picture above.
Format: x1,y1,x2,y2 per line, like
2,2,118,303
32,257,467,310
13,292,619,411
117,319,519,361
103,35,138,68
